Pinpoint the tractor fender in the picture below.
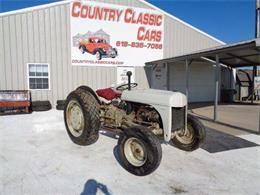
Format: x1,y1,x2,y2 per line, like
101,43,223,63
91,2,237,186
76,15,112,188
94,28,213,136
76,85,101,105
151,104,172,142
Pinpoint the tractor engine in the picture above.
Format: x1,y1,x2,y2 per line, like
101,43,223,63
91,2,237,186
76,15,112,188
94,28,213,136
135,106,160,123
100,101,163,136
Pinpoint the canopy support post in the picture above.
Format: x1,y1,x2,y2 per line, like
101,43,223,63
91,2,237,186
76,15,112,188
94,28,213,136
185,59,190,131
214,55,220,121
252,65,257,104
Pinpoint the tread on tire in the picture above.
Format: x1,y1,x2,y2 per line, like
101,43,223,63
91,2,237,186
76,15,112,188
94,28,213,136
117,126,162,176
64,89,100,146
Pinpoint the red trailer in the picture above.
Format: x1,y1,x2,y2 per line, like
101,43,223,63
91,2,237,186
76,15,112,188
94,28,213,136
0,90,31,114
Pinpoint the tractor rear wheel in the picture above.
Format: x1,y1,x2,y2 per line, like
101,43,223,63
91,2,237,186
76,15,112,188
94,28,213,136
96,50,102,60
171,114,205,151
76,85,101,104
79,45,86,54
118,126,162,176
64,89,100,145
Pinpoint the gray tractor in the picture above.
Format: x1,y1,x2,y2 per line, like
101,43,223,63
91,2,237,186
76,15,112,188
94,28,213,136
64,71,205,176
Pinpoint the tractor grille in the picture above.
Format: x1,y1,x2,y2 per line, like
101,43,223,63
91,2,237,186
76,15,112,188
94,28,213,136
171,107,185,131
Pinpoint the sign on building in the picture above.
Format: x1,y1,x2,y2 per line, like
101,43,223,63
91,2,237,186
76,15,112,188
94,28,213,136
70,1,164,66
255,76,260,90
151,63,167,90
117,67,135,85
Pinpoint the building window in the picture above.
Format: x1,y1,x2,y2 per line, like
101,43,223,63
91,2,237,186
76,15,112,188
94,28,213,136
27,63,50,90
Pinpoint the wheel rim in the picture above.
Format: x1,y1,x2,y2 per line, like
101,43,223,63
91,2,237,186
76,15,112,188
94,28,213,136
66,100,84,137
175,124,195,144
96,52,100,59
124,137,147,167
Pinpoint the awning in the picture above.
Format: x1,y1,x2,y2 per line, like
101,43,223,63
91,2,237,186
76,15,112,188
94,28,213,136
146,38,260,68
145,38,260,123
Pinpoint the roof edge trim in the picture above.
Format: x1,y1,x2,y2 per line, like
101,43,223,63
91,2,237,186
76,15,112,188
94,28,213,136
137,0,225,45
0,0,225,45
0,0,72,16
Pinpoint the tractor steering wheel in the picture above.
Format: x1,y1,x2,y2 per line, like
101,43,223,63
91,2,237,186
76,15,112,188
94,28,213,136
116,83,138,91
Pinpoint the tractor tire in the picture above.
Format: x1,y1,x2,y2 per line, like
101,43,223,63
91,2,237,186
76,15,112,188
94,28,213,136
76,85,101,105
96,50,102,60
57,100,65,106
79,45,86,54
56,104,64,110
118,126,162,176
31,101,52,112
32,105,51,112
171,114,206,151
31,101,51,107
64,89,100,146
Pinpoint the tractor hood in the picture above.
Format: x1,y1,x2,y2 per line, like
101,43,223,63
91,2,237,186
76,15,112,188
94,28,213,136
121,89,187,107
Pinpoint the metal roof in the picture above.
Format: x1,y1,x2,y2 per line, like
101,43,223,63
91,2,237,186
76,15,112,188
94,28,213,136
0,0,224,45
146,38,260,68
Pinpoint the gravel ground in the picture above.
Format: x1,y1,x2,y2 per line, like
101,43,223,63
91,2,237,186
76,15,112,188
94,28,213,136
0,110,260,195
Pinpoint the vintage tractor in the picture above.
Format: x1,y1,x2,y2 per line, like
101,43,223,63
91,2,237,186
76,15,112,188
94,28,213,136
64,72,205,176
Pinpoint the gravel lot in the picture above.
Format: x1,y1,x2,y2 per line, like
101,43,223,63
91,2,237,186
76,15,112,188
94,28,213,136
1,110,260,195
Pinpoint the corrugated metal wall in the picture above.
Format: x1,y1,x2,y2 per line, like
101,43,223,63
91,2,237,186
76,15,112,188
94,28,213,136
0,0,222,105
168,61,216,102
163,16,222,58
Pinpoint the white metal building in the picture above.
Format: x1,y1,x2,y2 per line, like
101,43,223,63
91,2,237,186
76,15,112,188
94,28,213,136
0,0,231,105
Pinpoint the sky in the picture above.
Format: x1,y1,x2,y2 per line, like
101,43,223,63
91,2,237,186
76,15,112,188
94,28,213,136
0,0,257,44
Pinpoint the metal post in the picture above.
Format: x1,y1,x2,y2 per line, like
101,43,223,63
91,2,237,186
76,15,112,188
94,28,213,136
252,67,256,103
259,108,260,134
229,67,236,102
185,59,189,131
256,0,260,38
253,0,260,103
214,55,220,121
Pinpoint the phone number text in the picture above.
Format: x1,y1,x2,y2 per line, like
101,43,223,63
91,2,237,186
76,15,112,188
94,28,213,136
116,41,162,49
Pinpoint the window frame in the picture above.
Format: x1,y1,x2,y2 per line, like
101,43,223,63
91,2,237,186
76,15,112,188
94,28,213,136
27,63,51,91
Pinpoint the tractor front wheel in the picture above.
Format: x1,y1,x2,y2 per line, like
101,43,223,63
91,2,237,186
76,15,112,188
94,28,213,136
79,45,86,54
171,114,205,151
118,126,162,176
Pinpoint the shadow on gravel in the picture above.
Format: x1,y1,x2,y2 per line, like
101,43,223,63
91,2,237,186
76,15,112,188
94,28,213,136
201,127,259,153
80,179,112,195
191,113,256,134
113,145,124,168
100,128,259,154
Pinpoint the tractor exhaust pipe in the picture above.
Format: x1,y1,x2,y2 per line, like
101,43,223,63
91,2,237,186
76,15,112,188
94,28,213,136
126,71,132,91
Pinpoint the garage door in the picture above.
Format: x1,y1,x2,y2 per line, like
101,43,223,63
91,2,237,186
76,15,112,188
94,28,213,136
150,63,168,90
168,62,215,102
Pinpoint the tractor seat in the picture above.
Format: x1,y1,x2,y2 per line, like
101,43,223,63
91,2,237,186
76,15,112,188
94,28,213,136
96,88,121,101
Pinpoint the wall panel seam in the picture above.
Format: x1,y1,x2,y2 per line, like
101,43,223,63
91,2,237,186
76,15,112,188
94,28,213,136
19,15,25,89
32,12,35,63
59,6,64,98
8,17,13,89
26,13,30,89
49,8,55,103
1,18,7,89
54,8,58,100
13,16,19,89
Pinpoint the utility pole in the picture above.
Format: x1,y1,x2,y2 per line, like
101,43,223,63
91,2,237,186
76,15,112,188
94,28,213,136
252,0,260,103
256,0,260,38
